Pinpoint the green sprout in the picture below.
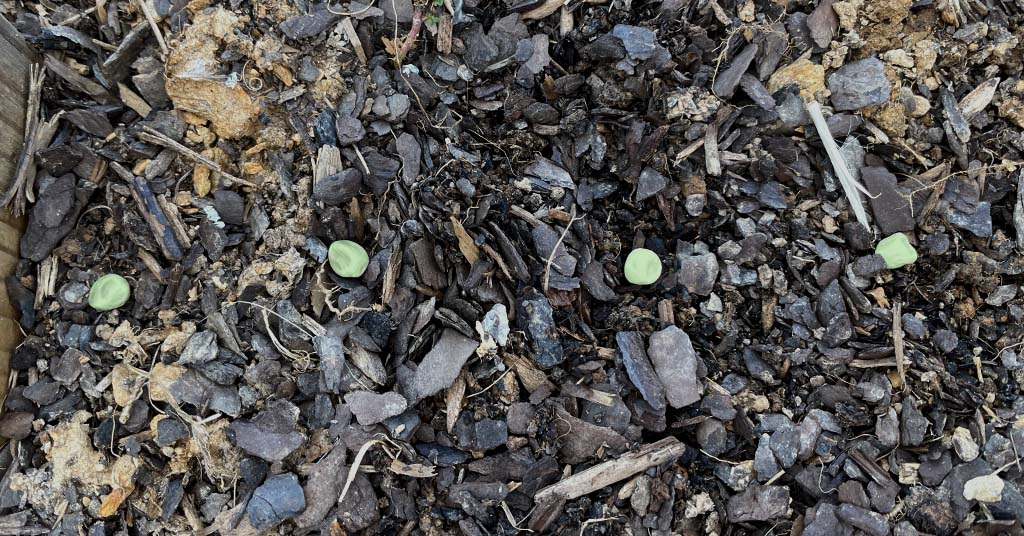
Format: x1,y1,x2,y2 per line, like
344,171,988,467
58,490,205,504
88,274,131,311
624,248,662,285
875,233,918,269
328,240,370,278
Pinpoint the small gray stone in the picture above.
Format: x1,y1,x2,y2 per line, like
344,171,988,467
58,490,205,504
313,169,363,206
229,400,305,462
647,326,703,409
933,329,958,353
713,44,759,99
177,331,218,366
455,416,508,451
280,5,340,40
313,335,345,394
770,424,800,468
901,313,926,339
344,391,408,425
802,503,843,536
697,419,729,456
51,348,83,384
636,167,668,201
155,418,189,446
678,252,719,296
863,166,914,235
827,58,891,111
838,480,870,508
901,398,928,447
518,295,564,369
524,157,575,190
948,201,993,237
986,284,1017,306
816,280,852,346
868,481,898,513
212,190,244,226
611,25,657,61
853,255,888,277
507,402,536,435
755,433,781,480
247,473,306,530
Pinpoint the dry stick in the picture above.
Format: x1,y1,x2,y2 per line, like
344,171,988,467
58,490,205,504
26,112,65,205
533,437,687,506
395,6,423,64
805,100,873,231
134,0,168,55
542,206,578,293
893,302,906,388
138,126,257,188
1,64,44,214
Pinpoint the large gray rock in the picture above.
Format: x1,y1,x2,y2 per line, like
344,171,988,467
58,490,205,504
827,58,890,111
344,391,408,425
727,484,790,522
411,329,479,400
647,326,703,408
247,473,306,530
229,400,305,462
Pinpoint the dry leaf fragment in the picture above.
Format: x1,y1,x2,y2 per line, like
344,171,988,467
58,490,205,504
450,215,480,264
389,460,436,478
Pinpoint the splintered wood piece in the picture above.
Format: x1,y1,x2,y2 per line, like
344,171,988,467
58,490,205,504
138,126,256,188
535,437,685,504
531,437,686,530
339,18,366,64
112,162,184,261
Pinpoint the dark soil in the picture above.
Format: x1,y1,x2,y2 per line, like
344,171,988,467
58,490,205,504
1,0,1024,534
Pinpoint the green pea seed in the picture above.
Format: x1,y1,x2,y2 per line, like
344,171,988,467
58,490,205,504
88,274,131,311
624,248,662,285
328,240,370,278
875,233,918,269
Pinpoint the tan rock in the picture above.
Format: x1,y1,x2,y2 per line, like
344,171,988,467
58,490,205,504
767,58,828,101
912,40,938,72
964,473,1004,503
148,362,186,403
832,0,863,30
165,7,259,139
883,49,915,68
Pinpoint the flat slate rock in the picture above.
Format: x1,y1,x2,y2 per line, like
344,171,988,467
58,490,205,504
862,166,914,235
411,329,479,400
647,326,703,408
827,57,890,111
616,331,667,412
247,473,306,530
228,400,305,462
344,391,408,425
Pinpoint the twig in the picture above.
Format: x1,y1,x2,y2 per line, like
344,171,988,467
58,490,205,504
395,6,423,65
805,100,872,231
542,206,578,293
533,437,686,506
133,0,169,55
1,64,44,215
138,126,257,188
893,302,906,388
